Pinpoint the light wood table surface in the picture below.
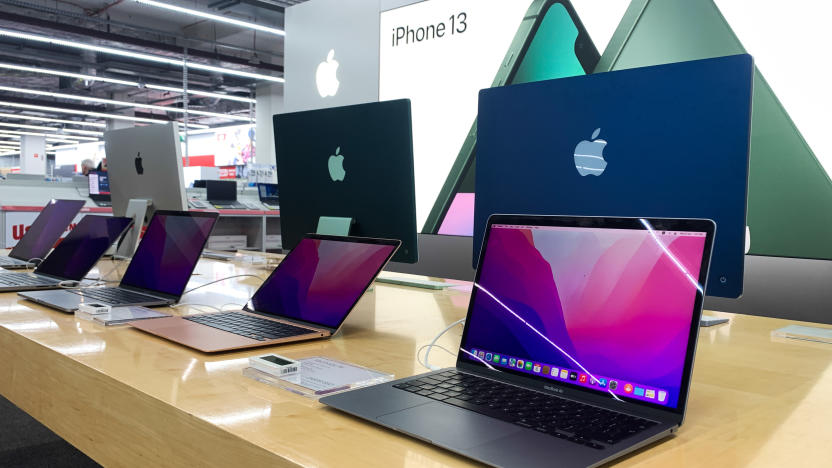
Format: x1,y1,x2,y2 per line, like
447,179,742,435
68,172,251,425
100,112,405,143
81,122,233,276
1,254,831,467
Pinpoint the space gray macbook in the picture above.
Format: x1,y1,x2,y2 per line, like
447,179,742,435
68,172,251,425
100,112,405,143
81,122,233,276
322,214,715,468
19,211,218,312
0,199,85,269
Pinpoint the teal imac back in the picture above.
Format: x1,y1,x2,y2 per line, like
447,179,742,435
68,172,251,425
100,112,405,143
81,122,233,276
597,0,832,260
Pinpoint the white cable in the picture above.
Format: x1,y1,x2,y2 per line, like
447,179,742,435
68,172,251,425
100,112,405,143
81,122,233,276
25,257,44,273
421,318,466,371
417,343,457,365
85,259,126,285
181,274,264,296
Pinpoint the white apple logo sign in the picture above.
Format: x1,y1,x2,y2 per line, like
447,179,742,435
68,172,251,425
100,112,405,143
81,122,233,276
316,49,340,98
328,146,346,181
573,128,608,176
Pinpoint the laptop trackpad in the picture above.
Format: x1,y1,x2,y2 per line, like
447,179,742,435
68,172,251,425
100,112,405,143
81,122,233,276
377,403,521,450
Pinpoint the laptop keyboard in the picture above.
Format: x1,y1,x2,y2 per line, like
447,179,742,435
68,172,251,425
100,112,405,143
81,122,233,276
185,312,315,341
393,370,658,449
69,287,161,305
0,257,24,266
212,202,246,209
0,273,57,286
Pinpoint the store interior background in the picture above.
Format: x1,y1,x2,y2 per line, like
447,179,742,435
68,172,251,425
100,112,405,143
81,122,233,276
0,0,831,324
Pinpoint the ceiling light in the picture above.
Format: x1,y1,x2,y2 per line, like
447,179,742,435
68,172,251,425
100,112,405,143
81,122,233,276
0,129,98,141
0,111,105,128
0,101,209,129
0,28,284,83
0,63,255,104
145,84,254,104
0,86,251,121
47,139,81,144
0,122,103,136
134,0,284,36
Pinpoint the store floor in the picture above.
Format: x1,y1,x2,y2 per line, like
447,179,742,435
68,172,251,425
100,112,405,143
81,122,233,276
0,396,99,468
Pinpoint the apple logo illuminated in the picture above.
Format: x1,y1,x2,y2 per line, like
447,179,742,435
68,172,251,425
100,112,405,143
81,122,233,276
573,128,608,176
328,146,346,181
134,152,144,175
316,49,340,98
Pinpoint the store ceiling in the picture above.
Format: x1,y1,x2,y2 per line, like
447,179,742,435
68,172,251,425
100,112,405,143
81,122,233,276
0,0,304,142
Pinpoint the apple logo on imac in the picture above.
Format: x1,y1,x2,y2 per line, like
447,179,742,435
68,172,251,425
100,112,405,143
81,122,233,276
328,147,346,181
316,49,340,98
134,152,144,175
573,128,608,176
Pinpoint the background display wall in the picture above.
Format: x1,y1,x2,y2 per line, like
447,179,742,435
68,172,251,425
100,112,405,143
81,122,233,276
378,0,832,260
284,0,381,113
283,0,832,287
380,1,536,231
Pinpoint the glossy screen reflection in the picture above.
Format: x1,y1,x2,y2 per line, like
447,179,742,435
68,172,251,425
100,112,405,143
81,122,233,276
249,238,396,329
461,224,707,409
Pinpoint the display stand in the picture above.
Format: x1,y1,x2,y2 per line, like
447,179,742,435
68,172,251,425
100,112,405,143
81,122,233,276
115,199,151,260
700,316,730,327
243,356,393,400
315,216,353,236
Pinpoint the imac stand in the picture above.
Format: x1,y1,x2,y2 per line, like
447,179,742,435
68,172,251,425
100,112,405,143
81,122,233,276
315,216,353,237
700,316,730,327
115,199,151,260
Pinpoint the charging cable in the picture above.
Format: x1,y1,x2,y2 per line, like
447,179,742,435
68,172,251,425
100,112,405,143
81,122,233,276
180,274,265,296
24,257,44,273
420,318,465,371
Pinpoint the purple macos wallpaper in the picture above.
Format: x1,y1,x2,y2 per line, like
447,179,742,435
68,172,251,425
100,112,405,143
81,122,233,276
461,224,707,409
250,238,396,329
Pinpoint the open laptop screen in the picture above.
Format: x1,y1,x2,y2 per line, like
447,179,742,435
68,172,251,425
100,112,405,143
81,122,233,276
10,199,85,261
459,222,708,410
35,215,132,281
119,212,217,297
249,236,398,329
206,180,236,202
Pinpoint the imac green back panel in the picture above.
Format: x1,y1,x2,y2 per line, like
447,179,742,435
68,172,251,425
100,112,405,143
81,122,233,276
597,0,832,259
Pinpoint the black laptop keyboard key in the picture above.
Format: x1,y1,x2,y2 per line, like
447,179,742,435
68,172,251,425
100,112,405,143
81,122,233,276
0,273,57,286
395,370,658,449
69,287,159,305
185,312,315,341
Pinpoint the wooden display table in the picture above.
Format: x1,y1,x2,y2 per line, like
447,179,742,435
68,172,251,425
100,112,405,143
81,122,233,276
0,256,830,467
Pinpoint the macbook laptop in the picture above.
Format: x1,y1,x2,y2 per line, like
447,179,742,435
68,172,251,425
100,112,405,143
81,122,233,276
322,214,715,468
257,183,279,210
20,211,218,312
0,215,132,292
0,199,85,269
474,54,752,298
206,180,245,209
88,170,112,207
129,234,400,353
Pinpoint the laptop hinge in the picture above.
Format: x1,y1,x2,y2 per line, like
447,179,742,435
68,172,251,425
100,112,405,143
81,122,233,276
244,307,336,334
33,272,71,282
118,284,177,302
